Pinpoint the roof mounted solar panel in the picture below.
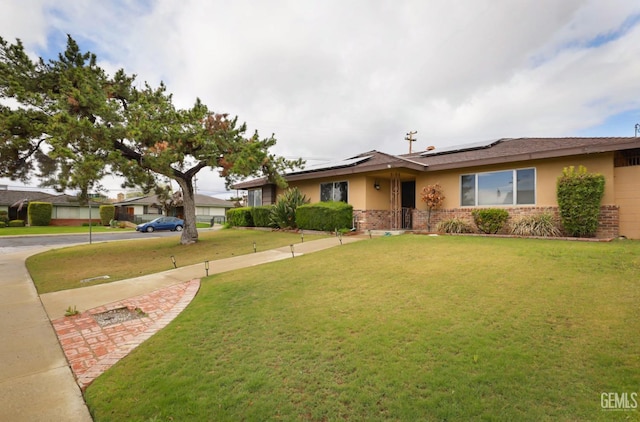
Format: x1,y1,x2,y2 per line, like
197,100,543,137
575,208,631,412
289,155,372,174
420,139,505,156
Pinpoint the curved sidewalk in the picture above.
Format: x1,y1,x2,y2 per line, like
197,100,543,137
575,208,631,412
1,234,364,421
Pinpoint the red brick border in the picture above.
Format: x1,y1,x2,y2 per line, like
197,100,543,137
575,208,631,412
52,279,200,390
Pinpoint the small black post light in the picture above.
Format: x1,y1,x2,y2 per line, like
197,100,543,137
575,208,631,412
290,244,295,258
368,229,372,239
338,231,343,245
205,260,209,277
301,230,304,243
171,255,177,268
253,241,257,253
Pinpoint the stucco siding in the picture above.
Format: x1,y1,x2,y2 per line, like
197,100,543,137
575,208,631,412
415,153,615,210
614,165,640,239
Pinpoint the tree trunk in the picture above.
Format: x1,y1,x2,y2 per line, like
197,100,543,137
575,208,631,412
175,177,199,244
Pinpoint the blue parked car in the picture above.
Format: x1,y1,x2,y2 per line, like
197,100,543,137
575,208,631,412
136,216,184,233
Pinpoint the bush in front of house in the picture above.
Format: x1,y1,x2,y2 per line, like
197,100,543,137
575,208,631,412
27,202,52,226
227,207,254,227
251,206,274,228
270,187,309,229
9,220,25,227
296,201,353,231
471,208,509,234
437,217,474,234
510,213,562,237
0,210,9,226
557,165,605,237
99,205,116,226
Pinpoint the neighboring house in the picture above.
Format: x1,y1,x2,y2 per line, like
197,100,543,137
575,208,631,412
232,137,640,239
0,186,102,225
113,193,235,224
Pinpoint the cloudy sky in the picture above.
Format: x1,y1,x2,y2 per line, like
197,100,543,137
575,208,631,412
2,0,640,198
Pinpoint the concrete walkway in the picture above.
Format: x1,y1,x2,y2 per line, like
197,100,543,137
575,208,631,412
0,234,364,421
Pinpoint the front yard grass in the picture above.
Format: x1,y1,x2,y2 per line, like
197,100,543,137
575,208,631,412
27,229,325,293
84,235,640,421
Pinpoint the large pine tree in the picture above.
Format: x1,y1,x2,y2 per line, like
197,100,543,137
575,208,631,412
0,35,301,244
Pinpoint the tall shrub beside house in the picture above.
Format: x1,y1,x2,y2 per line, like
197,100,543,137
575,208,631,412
99,205,115,226
227,207,254,227
557,166,605,237
251,206,273,228
270,188,309,229
27,202,52,226
296,202,353,231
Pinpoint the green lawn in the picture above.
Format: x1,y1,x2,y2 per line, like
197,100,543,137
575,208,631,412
84,235,640,421
28,229,324,293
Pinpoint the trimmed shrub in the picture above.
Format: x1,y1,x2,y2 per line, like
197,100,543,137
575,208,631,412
270,188,309,229
557,165,605,237
437,218,474,234
510,213,561,237
9,220,25,227
227,207,254,227
296,202,353,231
471,208,509,234
27,202,52,226
99,205,116,226
251,206,273,228
0,210,8,225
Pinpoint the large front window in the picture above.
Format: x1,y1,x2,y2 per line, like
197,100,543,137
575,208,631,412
320,181,348,202
247,188,262,207
461,168,535,206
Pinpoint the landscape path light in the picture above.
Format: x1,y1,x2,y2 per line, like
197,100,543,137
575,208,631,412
171,255,177,268
205,260,209,277
290,244,295,258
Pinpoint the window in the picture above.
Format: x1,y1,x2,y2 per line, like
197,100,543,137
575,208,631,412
247,188,262,207
460,168,535,206
320,181,348,202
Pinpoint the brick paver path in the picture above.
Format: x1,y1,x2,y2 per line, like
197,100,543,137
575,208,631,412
52,279,200,390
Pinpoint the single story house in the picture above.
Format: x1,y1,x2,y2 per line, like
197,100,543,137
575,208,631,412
232,137,640,239
113,193,235,224
0,187,102,225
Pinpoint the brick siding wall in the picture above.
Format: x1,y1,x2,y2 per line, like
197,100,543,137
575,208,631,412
412,205,619,238
355,206,618,238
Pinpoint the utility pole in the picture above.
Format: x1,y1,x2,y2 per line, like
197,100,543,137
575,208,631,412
405,131,417,154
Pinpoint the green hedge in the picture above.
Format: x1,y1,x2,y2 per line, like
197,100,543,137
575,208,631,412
9,220,25,227
471,208,509,234
28,202,52,226
251,206,273,228
227,207,254,227
296,202,353,231
0,210,8,225
99,205,115,226
557,166,605,237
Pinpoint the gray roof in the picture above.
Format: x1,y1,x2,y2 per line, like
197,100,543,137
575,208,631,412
232,137,640,189
0,190,100,207
113,193,235,208
403,137,640,170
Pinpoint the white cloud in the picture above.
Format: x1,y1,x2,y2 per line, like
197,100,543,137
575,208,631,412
2,0,640,197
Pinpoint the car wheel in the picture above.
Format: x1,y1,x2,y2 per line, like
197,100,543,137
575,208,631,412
175,225,183,232
146,226,154,233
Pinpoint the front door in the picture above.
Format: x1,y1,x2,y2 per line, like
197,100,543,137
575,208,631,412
401,181,416,229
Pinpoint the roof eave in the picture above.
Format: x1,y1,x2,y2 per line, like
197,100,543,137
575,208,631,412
425,144,626,171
